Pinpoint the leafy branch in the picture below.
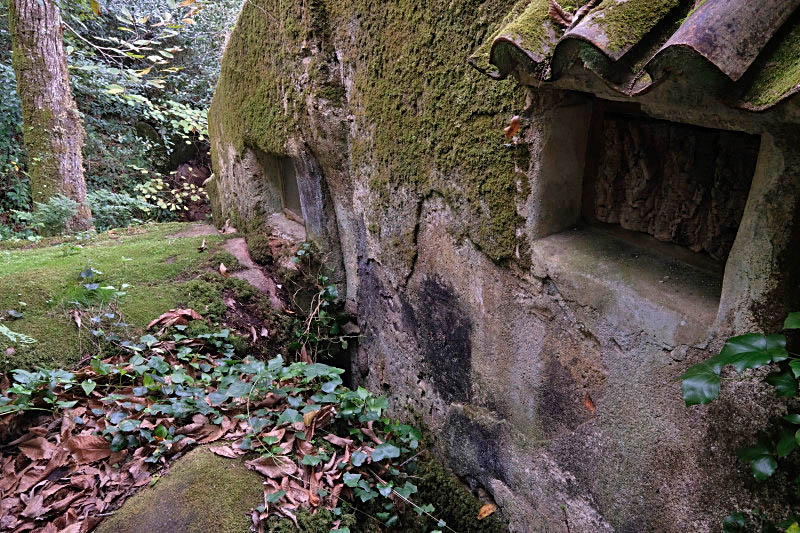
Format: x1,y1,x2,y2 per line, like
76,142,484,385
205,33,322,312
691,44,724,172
681,312,800,529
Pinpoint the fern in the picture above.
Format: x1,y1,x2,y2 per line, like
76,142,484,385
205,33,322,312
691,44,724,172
87,189,153,231
13,195,80,236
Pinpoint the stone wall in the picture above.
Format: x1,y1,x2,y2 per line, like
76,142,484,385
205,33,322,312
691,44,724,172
207,1,800,530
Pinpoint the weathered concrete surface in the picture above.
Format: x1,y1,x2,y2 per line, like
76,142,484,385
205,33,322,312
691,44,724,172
207,1,800,530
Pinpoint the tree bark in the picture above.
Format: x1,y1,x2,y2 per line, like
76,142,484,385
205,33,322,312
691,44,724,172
9,0,93,231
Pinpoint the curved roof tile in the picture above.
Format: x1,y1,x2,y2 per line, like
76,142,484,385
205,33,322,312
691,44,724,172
468,0,800,110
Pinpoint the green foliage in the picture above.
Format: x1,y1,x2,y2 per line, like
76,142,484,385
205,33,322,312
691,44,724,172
681,313,800,527
285,242,357,362
721,510,799,532
13,195,81,236
209,251,244,272
134,177,207,221
0,320,444,530
87,188,153,231
0,63,28,214
1,0,235,238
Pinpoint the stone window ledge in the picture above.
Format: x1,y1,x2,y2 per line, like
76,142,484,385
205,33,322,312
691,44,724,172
529,224,721,349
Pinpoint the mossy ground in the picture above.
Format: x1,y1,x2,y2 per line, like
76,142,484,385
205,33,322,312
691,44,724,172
0,223,234,372
96,446,264,533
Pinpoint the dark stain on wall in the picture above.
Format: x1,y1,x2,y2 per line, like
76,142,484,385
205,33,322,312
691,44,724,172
413,276,473,404
445,409,510,486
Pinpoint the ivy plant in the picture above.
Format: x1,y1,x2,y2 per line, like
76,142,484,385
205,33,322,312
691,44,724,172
681,312,800,529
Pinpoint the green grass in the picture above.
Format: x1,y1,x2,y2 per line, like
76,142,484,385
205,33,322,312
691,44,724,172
0,223,224,373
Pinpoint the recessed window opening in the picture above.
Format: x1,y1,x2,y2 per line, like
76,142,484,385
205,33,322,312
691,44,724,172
581,101,760,273
279,156,303,222
252,149,304,223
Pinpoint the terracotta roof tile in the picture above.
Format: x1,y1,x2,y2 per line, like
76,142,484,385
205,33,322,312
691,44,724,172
469,0,800,110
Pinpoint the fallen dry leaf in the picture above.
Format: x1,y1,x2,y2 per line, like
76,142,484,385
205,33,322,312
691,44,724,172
477,503,497,520
302,410,319,427
72,310,82,329
18,437,55,461
323,434,353,448
584,392,596,415
504,115,521,139
246,455,297,479
219,263,229,277
63,435,112,464
147,308,204,334
20,493,44,519
209,445,240,458
299,345,312,364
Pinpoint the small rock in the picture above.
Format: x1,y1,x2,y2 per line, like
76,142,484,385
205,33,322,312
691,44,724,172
670,345,688,362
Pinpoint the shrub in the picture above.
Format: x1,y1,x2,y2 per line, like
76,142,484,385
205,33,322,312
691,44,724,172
133,177,207,221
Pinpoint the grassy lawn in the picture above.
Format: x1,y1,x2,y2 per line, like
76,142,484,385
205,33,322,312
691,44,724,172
0,223,223,372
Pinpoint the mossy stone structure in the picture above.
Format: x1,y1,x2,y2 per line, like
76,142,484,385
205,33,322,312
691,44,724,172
208,0,800,530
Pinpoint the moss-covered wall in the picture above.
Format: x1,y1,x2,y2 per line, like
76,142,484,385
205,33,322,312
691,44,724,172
209,0,530,263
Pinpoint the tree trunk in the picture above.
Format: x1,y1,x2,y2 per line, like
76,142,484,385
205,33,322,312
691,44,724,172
9,0,93,231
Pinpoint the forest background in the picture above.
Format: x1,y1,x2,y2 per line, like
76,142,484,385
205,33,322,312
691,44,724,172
0,0,242,239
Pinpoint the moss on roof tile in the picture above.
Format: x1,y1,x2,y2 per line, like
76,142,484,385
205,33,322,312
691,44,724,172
588,0,682,54
739,15,800,110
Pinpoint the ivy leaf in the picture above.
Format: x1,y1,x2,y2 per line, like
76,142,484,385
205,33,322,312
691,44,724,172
395,481,418,499
791,360,800,379
302,454,322,466
265,490,286,503
680,361,721,406
377,482,393,497
785,414,800,424
722,512,747,532
81,380,96,395
322,376,342,393
343,473,361,487
371,443,400,462
277,408,302,425
785,312,800,330
765,368,798,397
225,379,251,398
351,450,367,467
737,443,778,481
778,429,798,457
303,363,343,379
718,334,774,372
118,419,141,432
766,334,789,362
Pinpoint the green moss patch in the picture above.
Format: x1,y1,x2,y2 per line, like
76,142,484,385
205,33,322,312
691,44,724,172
0,223,223,373
739,12,800,109
245,232,273,266
413,456,509,532
590,0,682,54
96,446,264,533
210,250,245,272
